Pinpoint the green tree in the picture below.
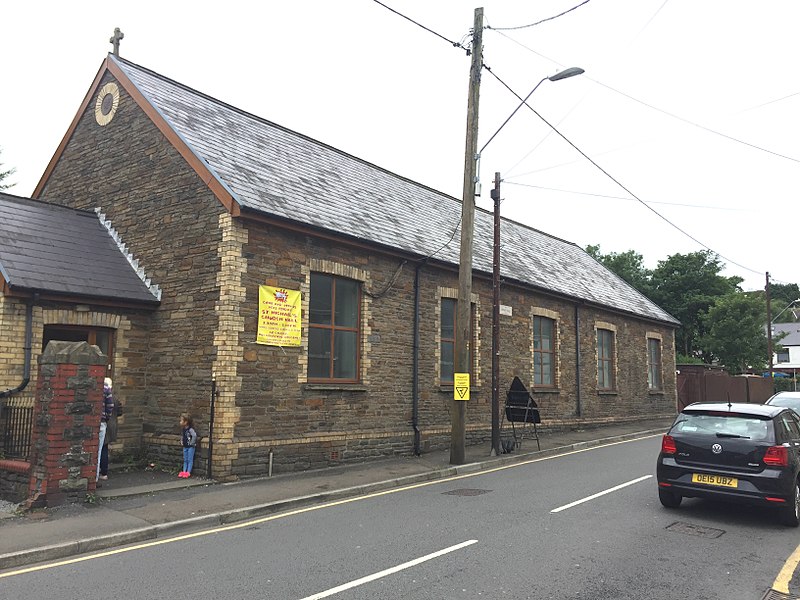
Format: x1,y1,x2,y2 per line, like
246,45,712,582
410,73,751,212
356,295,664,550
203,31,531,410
770,282,800,323
648,251,742,360
0,147,15,190
585,244,651,295
700,292,769,374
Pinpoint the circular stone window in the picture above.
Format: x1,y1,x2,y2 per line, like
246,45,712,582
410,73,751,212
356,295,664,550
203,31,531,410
94,82,120,126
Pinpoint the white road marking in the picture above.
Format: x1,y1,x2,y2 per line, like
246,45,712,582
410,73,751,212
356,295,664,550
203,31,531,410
0,434,660,579
551,475,652,513
296,539,478,600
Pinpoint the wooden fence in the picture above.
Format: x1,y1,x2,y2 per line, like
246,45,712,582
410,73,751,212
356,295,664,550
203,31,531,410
677,364,775,410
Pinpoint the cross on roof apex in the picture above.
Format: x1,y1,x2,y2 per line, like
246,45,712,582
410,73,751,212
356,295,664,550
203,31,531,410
110,27,124,57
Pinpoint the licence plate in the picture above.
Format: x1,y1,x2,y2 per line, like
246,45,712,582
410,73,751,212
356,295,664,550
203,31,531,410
692,473,738,488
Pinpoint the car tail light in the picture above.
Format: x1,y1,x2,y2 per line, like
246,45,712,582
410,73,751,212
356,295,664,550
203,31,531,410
764,445,789,467
661,435,677,455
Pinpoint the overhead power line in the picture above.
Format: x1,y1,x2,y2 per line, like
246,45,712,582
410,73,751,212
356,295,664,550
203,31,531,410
372,0,467,51
504,181,750,212
485,67,766,277
486,1,592,31
590,79,800,165
739,91,800,114
489,30,800,165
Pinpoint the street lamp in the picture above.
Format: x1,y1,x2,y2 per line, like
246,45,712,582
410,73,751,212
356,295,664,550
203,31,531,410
480,67,584,457
479,68,585,158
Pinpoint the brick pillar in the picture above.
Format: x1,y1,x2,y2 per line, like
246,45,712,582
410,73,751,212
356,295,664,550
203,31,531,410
27,341,107,508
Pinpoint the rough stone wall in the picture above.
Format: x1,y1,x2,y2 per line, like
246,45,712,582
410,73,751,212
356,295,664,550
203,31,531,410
37,72,224,457
229,221,677,475
0,462,29,503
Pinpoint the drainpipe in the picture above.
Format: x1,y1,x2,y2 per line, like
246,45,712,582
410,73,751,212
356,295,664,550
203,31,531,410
412,262,422,455
0,294,35,403
575,302,582,417
207,378,217,480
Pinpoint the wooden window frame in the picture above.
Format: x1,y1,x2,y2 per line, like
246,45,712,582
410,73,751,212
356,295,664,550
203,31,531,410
532,316,556,388
308,273,362,383
440,297,475,385
647,337,663,390
597,328,615,390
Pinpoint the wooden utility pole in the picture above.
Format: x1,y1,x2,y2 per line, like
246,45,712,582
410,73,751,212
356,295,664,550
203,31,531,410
451,6,483,465
767,272,774,379
491,172,501,456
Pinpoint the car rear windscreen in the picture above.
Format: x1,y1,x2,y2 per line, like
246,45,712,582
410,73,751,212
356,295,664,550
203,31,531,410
674,412,773,441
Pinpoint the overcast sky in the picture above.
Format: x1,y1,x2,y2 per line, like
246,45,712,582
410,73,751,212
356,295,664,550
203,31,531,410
2,1,797,292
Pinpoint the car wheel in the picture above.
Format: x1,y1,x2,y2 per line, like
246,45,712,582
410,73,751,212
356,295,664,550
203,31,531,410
658,488,682,508
779,480,800,527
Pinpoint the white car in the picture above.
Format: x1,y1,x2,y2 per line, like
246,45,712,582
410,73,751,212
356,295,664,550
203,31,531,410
765,391,800,416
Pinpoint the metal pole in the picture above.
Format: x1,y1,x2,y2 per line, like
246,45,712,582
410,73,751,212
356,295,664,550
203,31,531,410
207,378,217,480
491,172,501,456
766,272,773,380
451,6,483,465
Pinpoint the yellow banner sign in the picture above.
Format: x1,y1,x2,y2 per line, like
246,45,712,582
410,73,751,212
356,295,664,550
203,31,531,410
257,285,302,346
454,372,470,401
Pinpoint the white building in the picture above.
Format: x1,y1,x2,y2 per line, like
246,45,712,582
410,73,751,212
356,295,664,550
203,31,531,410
773,322,800,376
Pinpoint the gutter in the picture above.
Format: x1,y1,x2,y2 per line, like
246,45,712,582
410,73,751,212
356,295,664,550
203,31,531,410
0,294,35,402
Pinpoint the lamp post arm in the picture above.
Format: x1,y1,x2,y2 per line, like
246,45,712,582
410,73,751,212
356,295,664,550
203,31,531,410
479,77,548,155
772,299,800,324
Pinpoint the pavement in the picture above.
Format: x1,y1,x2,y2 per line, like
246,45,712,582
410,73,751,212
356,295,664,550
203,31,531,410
0,417,674,571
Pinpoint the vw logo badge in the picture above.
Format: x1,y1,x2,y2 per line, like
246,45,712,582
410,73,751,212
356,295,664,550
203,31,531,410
712,443,723,454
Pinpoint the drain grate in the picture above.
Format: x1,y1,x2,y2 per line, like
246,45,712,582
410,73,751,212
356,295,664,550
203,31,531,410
761,589,800,600
442,488,491,497
666,521,725,538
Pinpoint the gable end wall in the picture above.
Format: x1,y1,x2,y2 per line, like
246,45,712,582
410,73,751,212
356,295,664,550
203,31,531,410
36,72,226,463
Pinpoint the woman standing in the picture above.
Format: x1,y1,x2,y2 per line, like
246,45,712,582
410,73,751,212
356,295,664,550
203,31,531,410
96,377,114,482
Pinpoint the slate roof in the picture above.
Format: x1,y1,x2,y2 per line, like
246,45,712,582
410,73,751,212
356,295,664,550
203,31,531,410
113,56,678,326
0,193,160,305
774,323,800,347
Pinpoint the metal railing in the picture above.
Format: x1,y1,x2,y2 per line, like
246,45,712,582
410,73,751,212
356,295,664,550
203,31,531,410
2,405,33,460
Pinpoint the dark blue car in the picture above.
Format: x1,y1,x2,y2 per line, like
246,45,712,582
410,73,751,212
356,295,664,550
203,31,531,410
656,402,800,526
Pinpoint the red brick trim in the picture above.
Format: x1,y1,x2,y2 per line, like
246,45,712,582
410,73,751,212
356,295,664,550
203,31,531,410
0,459,31,474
